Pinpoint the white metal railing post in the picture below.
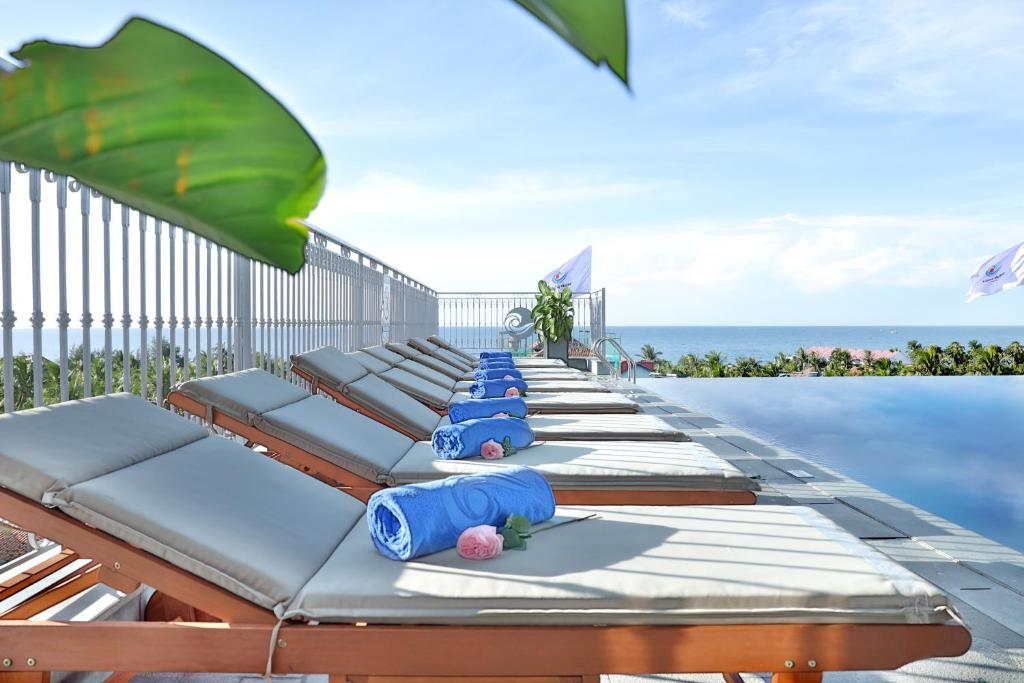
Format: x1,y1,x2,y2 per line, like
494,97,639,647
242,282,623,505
55,174,70,402
234,254,252,369
120,205,132,393
77,183,93,398
28,166,43,407
0,161,13,413
138,214,149,399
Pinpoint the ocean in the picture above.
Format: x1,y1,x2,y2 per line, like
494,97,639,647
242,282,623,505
3,325,1024,362
607,326,1024,363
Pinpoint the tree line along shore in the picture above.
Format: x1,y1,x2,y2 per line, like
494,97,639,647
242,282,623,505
638,340,1024,378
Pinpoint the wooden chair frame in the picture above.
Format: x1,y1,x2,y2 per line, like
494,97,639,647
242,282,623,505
168,388,756,506
0,487,971,683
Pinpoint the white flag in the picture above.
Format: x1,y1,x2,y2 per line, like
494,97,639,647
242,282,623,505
543,246,591,293
967,241,1024,302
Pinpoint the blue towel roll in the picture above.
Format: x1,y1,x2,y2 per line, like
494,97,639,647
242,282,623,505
479,351,513,360
431,416,535,459
469,377,529,398
367,466,555,560
449,396,528,423
474,367,524,381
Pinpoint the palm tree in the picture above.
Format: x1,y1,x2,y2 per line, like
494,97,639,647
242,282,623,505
906,339,922,355
639,344,662,363
970,345,1003,375
674,353,700,377
730,356,761,377
701,350,726,378
944,341,968,373
861,350,876,374
825,348,853,376
794,347,809,371
911,345,944,375
1005,341,1024,373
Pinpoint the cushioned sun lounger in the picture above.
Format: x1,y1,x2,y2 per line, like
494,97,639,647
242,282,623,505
0,394,970,681
423,334,572,368
364,343,607,392
361,344,609,392
168,369,756,505
347,350,636,414
382,341,590,382
291,347,687,442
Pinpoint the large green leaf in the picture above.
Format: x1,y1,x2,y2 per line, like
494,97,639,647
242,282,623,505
0,17,323,273
512,0,629,87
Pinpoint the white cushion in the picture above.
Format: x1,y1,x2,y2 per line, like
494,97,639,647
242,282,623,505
454,380,611,393
526,414,687,442
380,368,454,410
0,394,206,502
174,369,308,423
349,351,392,375
57,435,363,612
292,347,369,388
346,374,442,439
518,392,638,414
256,396,414,484
289,505,951,625
390,441,757,491
395,358,457,389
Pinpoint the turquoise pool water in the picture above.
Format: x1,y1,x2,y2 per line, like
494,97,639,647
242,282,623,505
642,377,1024,552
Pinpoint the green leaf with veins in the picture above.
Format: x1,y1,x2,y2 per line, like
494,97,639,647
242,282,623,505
0,17,323,273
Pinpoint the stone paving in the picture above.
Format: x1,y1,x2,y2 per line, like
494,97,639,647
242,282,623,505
126,379,1024,683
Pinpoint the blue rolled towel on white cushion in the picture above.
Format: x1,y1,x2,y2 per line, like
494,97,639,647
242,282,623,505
449,396,528,423
474,367,524,381
469,377,529,398
366,466,555,561
479,351,513,360
431,416,535,459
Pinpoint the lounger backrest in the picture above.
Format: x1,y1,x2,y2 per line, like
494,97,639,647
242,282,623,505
431,347,473,372
291,347,370,390
428,335,477,363
0,395,365,612
362,345,408,365
382,342,420,360
173,368,309,423
387,343,463,380
0,393,206,502
349,350,392,375
379,368,455,410
394,358,458,389
345,374,442,440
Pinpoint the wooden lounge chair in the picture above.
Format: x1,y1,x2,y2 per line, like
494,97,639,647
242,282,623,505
421,331,573,366
0,394,971,682
364,344,610,394
386,340,589,382
348,349,637,414
290,348,688,442
167,369,758,505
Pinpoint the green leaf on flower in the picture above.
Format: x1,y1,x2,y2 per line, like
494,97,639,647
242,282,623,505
501,528,528,550
506,514,533,536
0,17,324,273
501,435,518,457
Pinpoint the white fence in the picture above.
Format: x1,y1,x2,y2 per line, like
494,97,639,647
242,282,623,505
438,289,606,355
0,160,438,412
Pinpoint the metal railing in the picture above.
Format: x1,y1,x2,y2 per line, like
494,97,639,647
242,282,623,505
0,161,438,412
592,336,636,383
437,289,606,354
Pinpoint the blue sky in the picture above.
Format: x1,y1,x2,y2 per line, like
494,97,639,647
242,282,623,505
4,0,1024,325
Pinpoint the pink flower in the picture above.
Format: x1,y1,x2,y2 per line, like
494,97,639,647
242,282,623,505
504,387,520,397
480,439,504,460
492,412,510,418
457,525,503,560
504,374,515,380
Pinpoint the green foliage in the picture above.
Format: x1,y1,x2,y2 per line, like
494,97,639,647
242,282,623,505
639,343,661,362
512,0,629,86
531,280,575,342
500,513,533,551
0,17,323,273
501,435,518,457
637,339,1024,379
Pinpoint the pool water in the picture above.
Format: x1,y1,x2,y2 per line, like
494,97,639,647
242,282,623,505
643,377,1024,552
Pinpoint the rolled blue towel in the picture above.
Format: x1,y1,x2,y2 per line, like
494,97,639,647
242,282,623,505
479,351,513,360
449,396,528,423
469,377,529,398
367,466,555,560
474,367,524,381
432,416,535,459
479,358,515,367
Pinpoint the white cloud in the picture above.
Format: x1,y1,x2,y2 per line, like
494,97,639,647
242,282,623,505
659,0,713,29
733,0,1024,115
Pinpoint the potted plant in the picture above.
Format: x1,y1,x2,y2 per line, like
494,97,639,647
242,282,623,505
531,280,574,362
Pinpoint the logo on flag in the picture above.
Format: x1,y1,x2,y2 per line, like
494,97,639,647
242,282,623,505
967,241,1024,302
543,246,592,293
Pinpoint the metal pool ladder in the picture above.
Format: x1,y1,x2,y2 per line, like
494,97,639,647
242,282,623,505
591,337,636,383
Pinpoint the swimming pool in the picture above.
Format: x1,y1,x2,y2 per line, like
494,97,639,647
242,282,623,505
642,376,1024,552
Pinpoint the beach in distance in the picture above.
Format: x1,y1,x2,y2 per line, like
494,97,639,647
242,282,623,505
608,325,1024,363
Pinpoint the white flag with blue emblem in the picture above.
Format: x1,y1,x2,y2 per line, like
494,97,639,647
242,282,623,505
543,246,592,293
967,240,1024,302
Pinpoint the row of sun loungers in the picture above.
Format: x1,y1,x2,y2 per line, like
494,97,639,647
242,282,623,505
0,336,971,681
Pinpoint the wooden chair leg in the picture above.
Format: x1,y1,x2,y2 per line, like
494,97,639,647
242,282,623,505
771,674,822,683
